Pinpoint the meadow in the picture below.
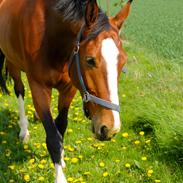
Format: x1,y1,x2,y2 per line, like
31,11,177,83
0,0,183,182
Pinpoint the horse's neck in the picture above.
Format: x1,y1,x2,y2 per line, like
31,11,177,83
43,10,83,67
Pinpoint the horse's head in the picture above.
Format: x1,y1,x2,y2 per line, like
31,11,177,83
70,0,133,141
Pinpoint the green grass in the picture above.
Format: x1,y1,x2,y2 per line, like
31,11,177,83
99,0,183,61
1,0,183,183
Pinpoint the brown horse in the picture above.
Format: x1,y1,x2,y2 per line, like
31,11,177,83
0,0,133,182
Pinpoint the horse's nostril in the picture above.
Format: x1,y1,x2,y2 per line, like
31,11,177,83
100,125,108,140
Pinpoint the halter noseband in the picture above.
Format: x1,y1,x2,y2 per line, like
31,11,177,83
69,25,120,113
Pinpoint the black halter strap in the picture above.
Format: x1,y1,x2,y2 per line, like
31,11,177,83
69,25,120,113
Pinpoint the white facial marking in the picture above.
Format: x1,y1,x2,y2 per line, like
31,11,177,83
101,38,121,132
55,163,67,183
18,95,29,142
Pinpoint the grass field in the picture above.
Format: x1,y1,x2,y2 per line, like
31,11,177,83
1,0,183,183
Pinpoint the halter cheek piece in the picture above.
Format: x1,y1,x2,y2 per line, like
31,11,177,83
69,25,120,113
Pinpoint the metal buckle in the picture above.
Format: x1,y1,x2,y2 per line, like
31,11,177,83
83,92,90,102
73,41,80,55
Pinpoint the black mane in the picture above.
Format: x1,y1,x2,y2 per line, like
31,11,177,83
55,0,110,40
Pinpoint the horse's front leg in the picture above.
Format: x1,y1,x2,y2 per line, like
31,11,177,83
55,82,77,168
28,79,67,183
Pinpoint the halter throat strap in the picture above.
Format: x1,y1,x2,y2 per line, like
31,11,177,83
70,25,120,113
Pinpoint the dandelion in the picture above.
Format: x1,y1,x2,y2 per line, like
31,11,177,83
42,143,47,149
125,163,131,168
68,146,75,152
40,159,47,164
111,139,116,143
139,131,145,136
38,177,45,181
102,172,109,177
145,139,151,144
9,179,14,183
141,156,147,161
38,164,44,169
0,131,6,135
147,169,153,177
87,137,93,141
8,165,15,170
23,174,30,182
75,140,82,144
134,140,140,145
155,180,161,183
67,177,74,182
64,157,70,161
78,155,83,160
115,159,120,163
99,162,105,167
67,128,73,133
122,132,129,138
71,157,79,164
122,94,126,98
29,159,35,164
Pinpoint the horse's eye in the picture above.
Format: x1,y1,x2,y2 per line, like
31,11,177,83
86,57,96,67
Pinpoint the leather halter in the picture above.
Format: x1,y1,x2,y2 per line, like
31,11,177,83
69,25,120,112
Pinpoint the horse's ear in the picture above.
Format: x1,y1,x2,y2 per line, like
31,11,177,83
111,0,133,30
85,0,99,28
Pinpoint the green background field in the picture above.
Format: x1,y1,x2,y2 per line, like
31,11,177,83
0,0,183,183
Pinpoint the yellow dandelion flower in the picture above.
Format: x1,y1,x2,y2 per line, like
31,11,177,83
155,180,161,183
147,169,153,177
67,129,73,133
111,139,116,143
141,156,147,161
122,132,129,138
50,163,54,169
71,157,79,164
38,176,45,181
87,137,93,141
75,140,82,144
145,139,151,144
24,144,29,150
125,163,131,168
78,155,83,160
23,174,30,182
122,146,127,150
40,159,47,164
8,165,15,170
102,172,109,177
38,164,44,169
122,94,126,98
139,131,145,136
42,143,47,149
64,157,70,161
9,179,14,183
68,147,75,152
134,140,140,145
67,177,74,182
29,159,35,164
115,159,120,163
0,131,6,135
99,162,105,167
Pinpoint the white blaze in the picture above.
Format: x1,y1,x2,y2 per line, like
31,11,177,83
101,38,121,131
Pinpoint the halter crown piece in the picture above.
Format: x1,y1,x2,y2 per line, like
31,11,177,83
69,25,120,112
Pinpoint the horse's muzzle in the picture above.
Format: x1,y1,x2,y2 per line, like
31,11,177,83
93,125,117,141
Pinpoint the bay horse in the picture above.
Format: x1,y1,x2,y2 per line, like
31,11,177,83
0,0,133,182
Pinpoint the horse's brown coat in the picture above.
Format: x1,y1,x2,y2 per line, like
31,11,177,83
0,0,133,180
